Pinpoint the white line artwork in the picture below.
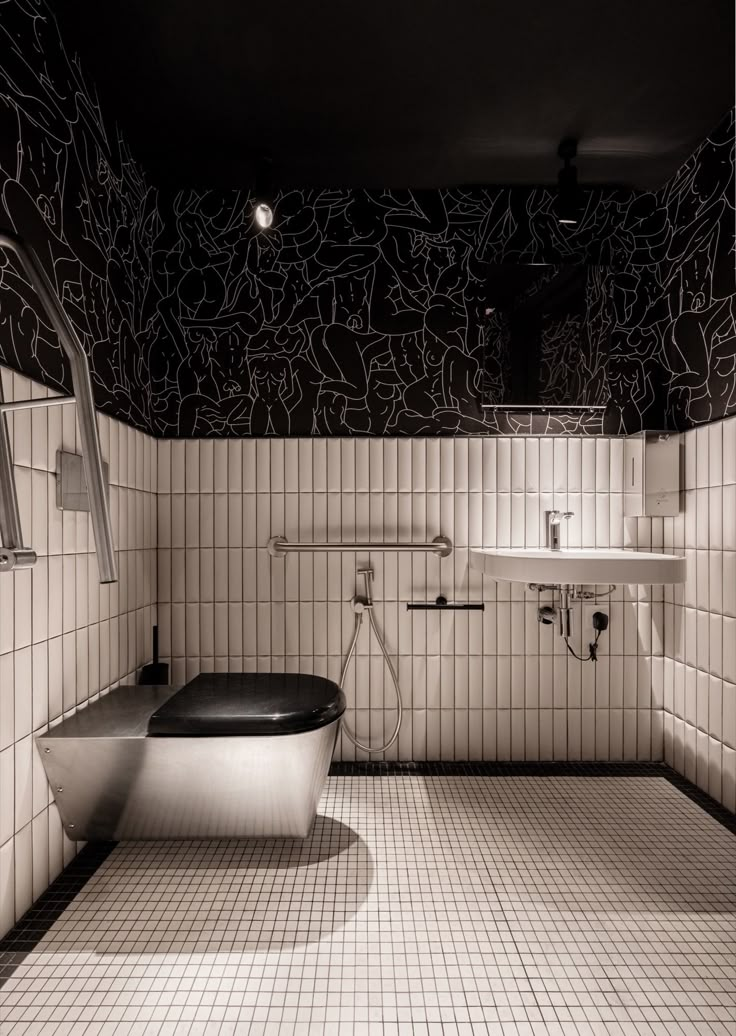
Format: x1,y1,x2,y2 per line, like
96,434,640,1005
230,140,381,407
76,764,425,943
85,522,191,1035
0,1,733,437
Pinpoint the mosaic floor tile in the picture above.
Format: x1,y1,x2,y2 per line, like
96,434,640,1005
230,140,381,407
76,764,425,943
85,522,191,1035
0,775,733,1035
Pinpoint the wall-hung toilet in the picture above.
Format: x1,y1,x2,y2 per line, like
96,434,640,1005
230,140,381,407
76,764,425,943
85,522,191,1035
36,673,345,840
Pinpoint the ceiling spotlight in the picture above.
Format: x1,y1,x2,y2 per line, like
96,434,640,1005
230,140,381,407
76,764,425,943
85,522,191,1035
254,202,274,229
253,156,275,231
557,138,581,226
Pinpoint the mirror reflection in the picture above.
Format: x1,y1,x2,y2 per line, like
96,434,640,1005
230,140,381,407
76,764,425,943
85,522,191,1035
483,264,613,410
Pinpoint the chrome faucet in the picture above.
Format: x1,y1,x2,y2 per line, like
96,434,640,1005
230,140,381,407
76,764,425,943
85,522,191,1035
545,509,573,551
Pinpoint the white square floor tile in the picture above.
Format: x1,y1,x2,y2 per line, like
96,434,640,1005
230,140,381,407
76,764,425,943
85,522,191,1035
0,775,733,1035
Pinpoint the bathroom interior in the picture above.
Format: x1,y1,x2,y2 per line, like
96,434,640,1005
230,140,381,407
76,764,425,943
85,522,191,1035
0,0,734,1032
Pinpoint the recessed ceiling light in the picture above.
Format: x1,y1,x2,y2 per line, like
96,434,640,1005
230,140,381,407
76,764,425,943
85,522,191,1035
253,156,275,230
254,202,274,229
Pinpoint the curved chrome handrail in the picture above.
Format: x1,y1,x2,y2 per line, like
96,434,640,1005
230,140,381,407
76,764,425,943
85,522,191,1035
0,230,117,583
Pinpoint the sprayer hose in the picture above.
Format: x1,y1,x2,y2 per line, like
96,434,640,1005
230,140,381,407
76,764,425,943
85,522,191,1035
339,607,403,754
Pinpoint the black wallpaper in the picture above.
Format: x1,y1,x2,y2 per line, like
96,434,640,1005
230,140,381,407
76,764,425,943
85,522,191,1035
150,187,625,437
0,0,733,438
0,0,159,433
659,124,736,427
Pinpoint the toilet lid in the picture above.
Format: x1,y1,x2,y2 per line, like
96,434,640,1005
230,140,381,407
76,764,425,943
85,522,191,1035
148,672,346,736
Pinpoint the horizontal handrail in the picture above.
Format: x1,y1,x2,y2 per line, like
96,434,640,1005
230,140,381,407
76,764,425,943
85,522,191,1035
268,535,453,558
0,230,117,582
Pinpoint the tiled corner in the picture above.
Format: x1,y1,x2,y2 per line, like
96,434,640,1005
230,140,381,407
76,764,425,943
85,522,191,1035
663,416,736,812
0,367,158,939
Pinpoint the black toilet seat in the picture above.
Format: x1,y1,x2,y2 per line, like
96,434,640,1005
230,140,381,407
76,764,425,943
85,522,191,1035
148,672,346,736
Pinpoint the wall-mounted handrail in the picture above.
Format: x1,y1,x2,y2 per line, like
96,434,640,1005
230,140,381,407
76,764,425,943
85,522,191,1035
267,535,453,558
0,395,74,413
0,230,117,583
0,378,35,571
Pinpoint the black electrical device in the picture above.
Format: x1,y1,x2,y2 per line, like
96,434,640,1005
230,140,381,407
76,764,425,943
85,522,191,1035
588,611,609,661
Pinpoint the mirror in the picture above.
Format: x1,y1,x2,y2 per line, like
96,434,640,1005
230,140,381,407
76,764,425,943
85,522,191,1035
483,264,612,411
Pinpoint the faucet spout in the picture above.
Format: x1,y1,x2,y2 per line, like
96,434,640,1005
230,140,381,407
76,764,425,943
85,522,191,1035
544,509,574,551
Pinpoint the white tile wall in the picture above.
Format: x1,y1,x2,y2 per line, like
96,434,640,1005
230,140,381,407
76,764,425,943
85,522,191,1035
5,386,703,942
157,436,663,766
663,417,736,812
0,367,158,939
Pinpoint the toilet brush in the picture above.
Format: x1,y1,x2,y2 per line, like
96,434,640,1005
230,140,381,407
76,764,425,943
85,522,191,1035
138,625,169,685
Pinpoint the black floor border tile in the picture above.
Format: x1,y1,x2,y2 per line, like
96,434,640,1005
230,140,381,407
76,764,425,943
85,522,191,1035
330,759,665,777
0,841,116,987
1,762,732,988
329,760,736,834
658,765,736,835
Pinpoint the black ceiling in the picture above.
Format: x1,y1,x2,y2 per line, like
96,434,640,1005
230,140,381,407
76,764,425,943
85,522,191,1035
55,0,734,191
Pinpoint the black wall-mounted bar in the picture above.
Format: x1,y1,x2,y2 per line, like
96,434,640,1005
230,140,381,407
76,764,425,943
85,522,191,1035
407,597,484,611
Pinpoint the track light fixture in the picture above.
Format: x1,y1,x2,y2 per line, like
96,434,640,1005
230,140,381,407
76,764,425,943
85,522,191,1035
557,138,581,226
253,156,275,230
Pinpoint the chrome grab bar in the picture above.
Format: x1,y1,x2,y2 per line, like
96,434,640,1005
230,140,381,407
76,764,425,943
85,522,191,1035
0,378,35,570
0,395,75,413
0,230,118,583
267,535,453,558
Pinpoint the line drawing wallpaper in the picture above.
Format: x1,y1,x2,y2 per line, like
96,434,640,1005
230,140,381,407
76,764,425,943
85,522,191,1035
0,0,734,438
0,0,158,433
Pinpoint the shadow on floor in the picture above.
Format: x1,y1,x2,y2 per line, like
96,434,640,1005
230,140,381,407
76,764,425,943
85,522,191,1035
35,816,375,953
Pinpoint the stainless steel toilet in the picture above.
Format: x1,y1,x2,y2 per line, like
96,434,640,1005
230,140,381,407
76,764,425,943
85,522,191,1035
36,673,345,840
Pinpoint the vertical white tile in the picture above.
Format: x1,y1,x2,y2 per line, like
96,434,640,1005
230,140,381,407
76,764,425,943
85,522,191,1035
722,417,736,485
256,440,271,493
524,439,539,492
609,438,624,493
243,440,256,493
199,441,213,493
271,439,285,493
553,439,567,495
170,440,185,493
481,439,496,493
439,439,453,493
496,439,510,492
382,439,398,493
510,439,525,493
709,422,723,487
567,439,582,492
581,438,596,491
696,426,709,489
31,811,49,902
354,439,369,492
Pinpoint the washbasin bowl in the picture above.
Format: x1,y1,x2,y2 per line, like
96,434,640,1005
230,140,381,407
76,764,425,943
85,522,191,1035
469,547,686,585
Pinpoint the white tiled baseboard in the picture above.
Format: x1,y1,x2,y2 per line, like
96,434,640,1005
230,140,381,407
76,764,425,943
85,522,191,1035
663,418,736,811
0,368,158,939
156,436,664,766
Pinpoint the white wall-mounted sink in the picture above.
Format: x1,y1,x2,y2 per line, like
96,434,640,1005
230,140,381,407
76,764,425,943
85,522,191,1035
469,547,686,585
